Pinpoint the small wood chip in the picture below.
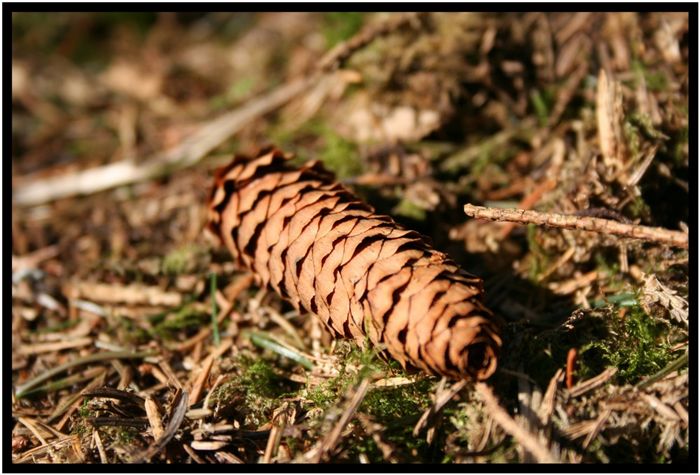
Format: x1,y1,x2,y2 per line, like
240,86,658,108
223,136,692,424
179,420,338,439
188,338,233,407
18,337,93,355
93,430,108,464
144,397,164,440
191,440,229,451
569,367,618,398
64,281,182,307
642,394,680,421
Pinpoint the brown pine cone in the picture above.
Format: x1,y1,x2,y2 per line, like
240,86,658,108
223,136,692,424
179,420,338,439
208,147,502,381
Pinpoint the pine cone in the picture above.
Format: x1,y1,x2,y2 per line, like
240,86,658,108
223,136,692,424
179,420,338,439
208,147,502,381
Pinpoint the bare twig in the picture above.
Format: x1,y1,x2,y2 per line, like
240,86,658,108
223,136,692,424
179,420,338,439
14,435,78,464
475,383,558,463
582,407,612,449
182,443,205,463
549,271,600,296
464,204,688,249
13,14,425,208
596,68,628,176
12,245,60,273
13,77,311,207
262,402,294,463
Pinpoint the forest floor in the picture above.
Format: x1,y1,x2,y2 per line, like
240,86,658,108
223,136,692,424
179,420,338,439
11,12,690,464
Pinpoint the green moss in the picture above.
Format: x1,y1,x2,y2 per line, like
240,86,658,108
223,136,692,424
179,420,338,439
626,195,652,221
211,355,297,427
210,76,257,110
322,13,365,48
632,60,668,92
579,306,674,384
525,224,551,282
268,119,363,178
348,343,435,462
628,113,667,141
114,427,139,445
303,342,384,411
671,125,689,166
318,127,363,179
361,379,432,421
623,121,642,159
305,376,345,409
301,340,438,461
150,304,209,340
238,357,289,400
113,316,150,345
161,243,209,275
530,89,551,127
392,197,427,221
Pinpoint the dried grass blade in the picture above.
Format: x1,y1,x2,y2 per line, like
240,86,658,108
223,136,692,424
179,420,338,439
476,382,558,463
15,350,156,399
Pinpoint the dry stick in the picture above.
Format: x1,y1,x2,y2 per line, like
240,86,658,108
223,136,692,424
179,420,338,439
14,15,421,208
14,436,76,464
13,77,310,207
65,281,183,307
17,417,49,446
475,383,558,463
582,407,612,449
182,443,205,464
464,204,688,249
